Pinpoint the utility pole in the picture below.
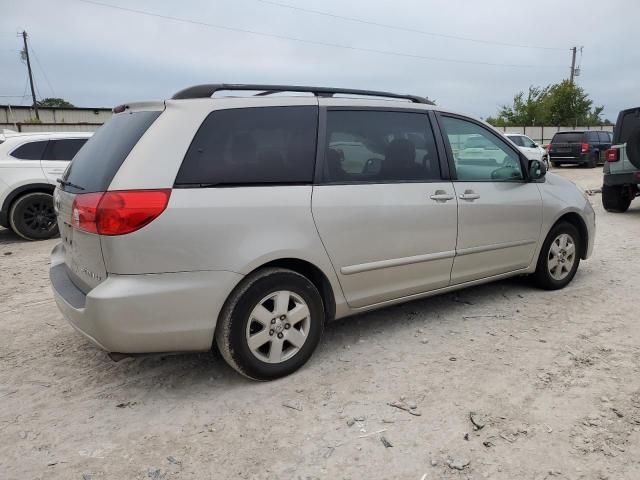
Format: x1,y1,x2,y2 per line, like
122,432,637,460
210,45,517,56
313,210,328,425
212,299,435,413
569,46,577,85
21,30,39,120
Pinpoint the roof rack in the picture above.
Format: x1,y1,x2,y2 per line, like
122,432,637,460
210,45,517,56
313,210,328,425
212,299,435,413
171,83,434,105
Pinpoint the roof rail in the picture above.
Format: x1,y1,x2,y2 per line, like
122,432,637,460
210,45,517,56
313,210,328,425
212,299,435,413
171,83,434,105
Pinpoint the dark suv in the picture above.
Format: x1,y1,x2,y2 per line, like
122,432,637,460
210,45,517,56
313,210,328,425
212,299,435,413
548,130,612,168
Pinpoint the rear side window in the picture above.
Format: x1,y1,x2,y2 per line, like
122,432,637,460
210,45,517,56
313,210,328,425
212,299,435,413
323,110,440,183
62,111,161,193
43,138,88,161
508,136,524,147
10,140,48,160
175,106,318,186
597,132,610,143
551,132,583,143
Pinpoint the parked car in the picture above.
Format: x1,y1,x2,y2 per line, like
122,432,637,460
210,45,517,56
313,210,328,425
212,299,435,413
504,133,549,168
0,131,92,240
602,107,640,212
548,130,612,168
50,84,595,380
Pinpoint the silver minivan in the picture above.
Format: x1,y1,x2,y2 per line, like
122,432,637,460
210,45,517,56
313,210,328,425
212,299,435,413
50,84,595,380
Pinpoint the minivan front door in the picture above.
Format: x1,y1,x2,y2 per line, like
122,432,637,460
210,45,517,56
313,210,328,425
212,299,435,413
438,114,543,284
312,109,458,308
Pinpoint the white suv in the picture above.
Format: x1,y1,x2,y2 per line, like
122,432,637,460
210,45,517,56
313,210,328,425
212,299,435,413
0,131,92,240
50,84,595,380
505,133,549,168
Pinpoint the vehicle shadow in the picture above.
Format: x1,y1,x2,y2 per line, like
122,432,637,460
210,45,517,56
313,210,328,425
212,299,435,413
76,275,540,390
0,226,24,245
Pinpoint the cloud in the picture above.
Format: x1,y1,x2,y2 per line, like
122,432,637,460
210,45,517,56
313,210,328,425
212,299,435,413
1,0,639,120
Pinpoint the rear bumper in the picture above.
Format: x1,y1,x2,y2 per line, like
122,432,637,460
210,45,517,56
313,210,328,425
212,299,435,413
549,153,589,164
603,172,640,187
49,243,242,353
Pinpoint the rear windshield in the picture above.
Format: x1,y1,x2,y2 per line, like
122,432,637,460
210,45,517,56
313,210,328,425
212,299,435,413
61,110,160,193
551,132,583,143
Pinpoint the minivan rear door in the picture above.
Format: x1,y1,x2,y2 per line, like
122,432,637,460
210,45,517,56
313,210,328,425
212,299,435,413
55,110,161,293
312,106,458,308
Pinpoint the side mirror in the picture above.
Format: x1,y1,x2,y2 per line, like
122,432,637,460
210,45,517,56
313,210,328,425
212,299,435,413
528,159,546,180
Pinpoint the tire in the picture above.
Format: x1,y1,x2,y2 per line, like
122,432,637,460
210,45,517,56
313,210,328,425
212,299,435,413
551,162,561,168
533,222,581,290
585,152,597,168
602,184,631,213
215,267,325,380
9,192,59,241
626,127,640,169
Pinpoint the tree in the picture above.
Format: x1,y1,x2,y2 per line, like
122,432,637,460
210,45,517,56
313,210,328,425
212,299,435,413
36,97,75,108
491,85,549,126
486,80,605,127
544,80,598,126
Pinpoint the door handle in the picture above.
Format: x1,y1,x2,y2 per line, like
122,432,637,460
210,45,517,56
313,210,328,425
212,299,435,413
459,189,480,201
429,190,455,202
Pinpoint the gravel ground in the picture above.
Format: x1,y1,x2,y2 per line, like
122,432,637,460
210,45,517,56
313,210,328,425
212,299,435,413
1,166,639,480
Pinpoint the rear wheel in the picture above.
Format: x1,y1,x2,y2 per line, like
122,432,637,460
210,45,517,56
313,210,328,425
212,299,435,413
215,268,324,380
9,192,59,240
551,161,561,168
533,222,581,290
585,153,597,168
602,185,632,213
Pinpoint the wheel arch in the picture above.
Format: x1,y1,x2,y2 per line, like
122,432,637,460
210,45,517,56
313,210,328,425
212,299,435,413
551,212,589,259
249,258,337,323
0,183,55,228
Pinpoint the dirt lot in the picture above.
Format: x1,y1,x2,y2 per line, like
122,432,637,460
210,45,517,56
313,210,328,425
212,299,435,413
1,166,639,480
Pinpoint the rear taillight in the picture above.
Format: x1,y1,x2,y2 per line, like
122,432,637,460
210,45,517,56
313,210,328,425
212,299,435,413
547,144,553,152
581,143,589,153
606,148,620,162
71,190,171,235
71,192,102,234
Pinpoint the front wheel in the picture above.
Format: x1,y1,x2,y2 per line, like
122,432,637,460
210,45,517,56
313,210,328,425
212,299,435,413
9,192,59,240
215,268,324,380
533,222,581,290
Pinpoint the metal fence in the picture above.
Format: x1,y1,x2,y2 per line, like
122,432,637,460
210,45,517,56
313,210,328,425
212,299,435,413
0,105,111,133
495,125,614,145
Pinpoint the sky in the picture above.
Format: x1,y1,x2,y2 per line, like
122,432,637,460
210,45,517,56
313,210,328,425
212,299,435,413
1,0,639,121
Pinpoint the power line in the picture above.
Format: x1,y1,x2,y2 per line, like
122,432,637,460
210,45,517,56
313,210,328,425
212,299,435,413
76,0,563,69
252,0,566,51
27,39,56,97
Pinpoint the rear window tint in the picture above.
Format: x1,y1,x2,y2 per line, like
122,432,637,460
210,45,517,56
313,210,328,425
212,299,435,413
43,138,88,161
551,132,583,143
585,131,599,142
175,106,318,186
62,111,161,193
10,140,48,160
